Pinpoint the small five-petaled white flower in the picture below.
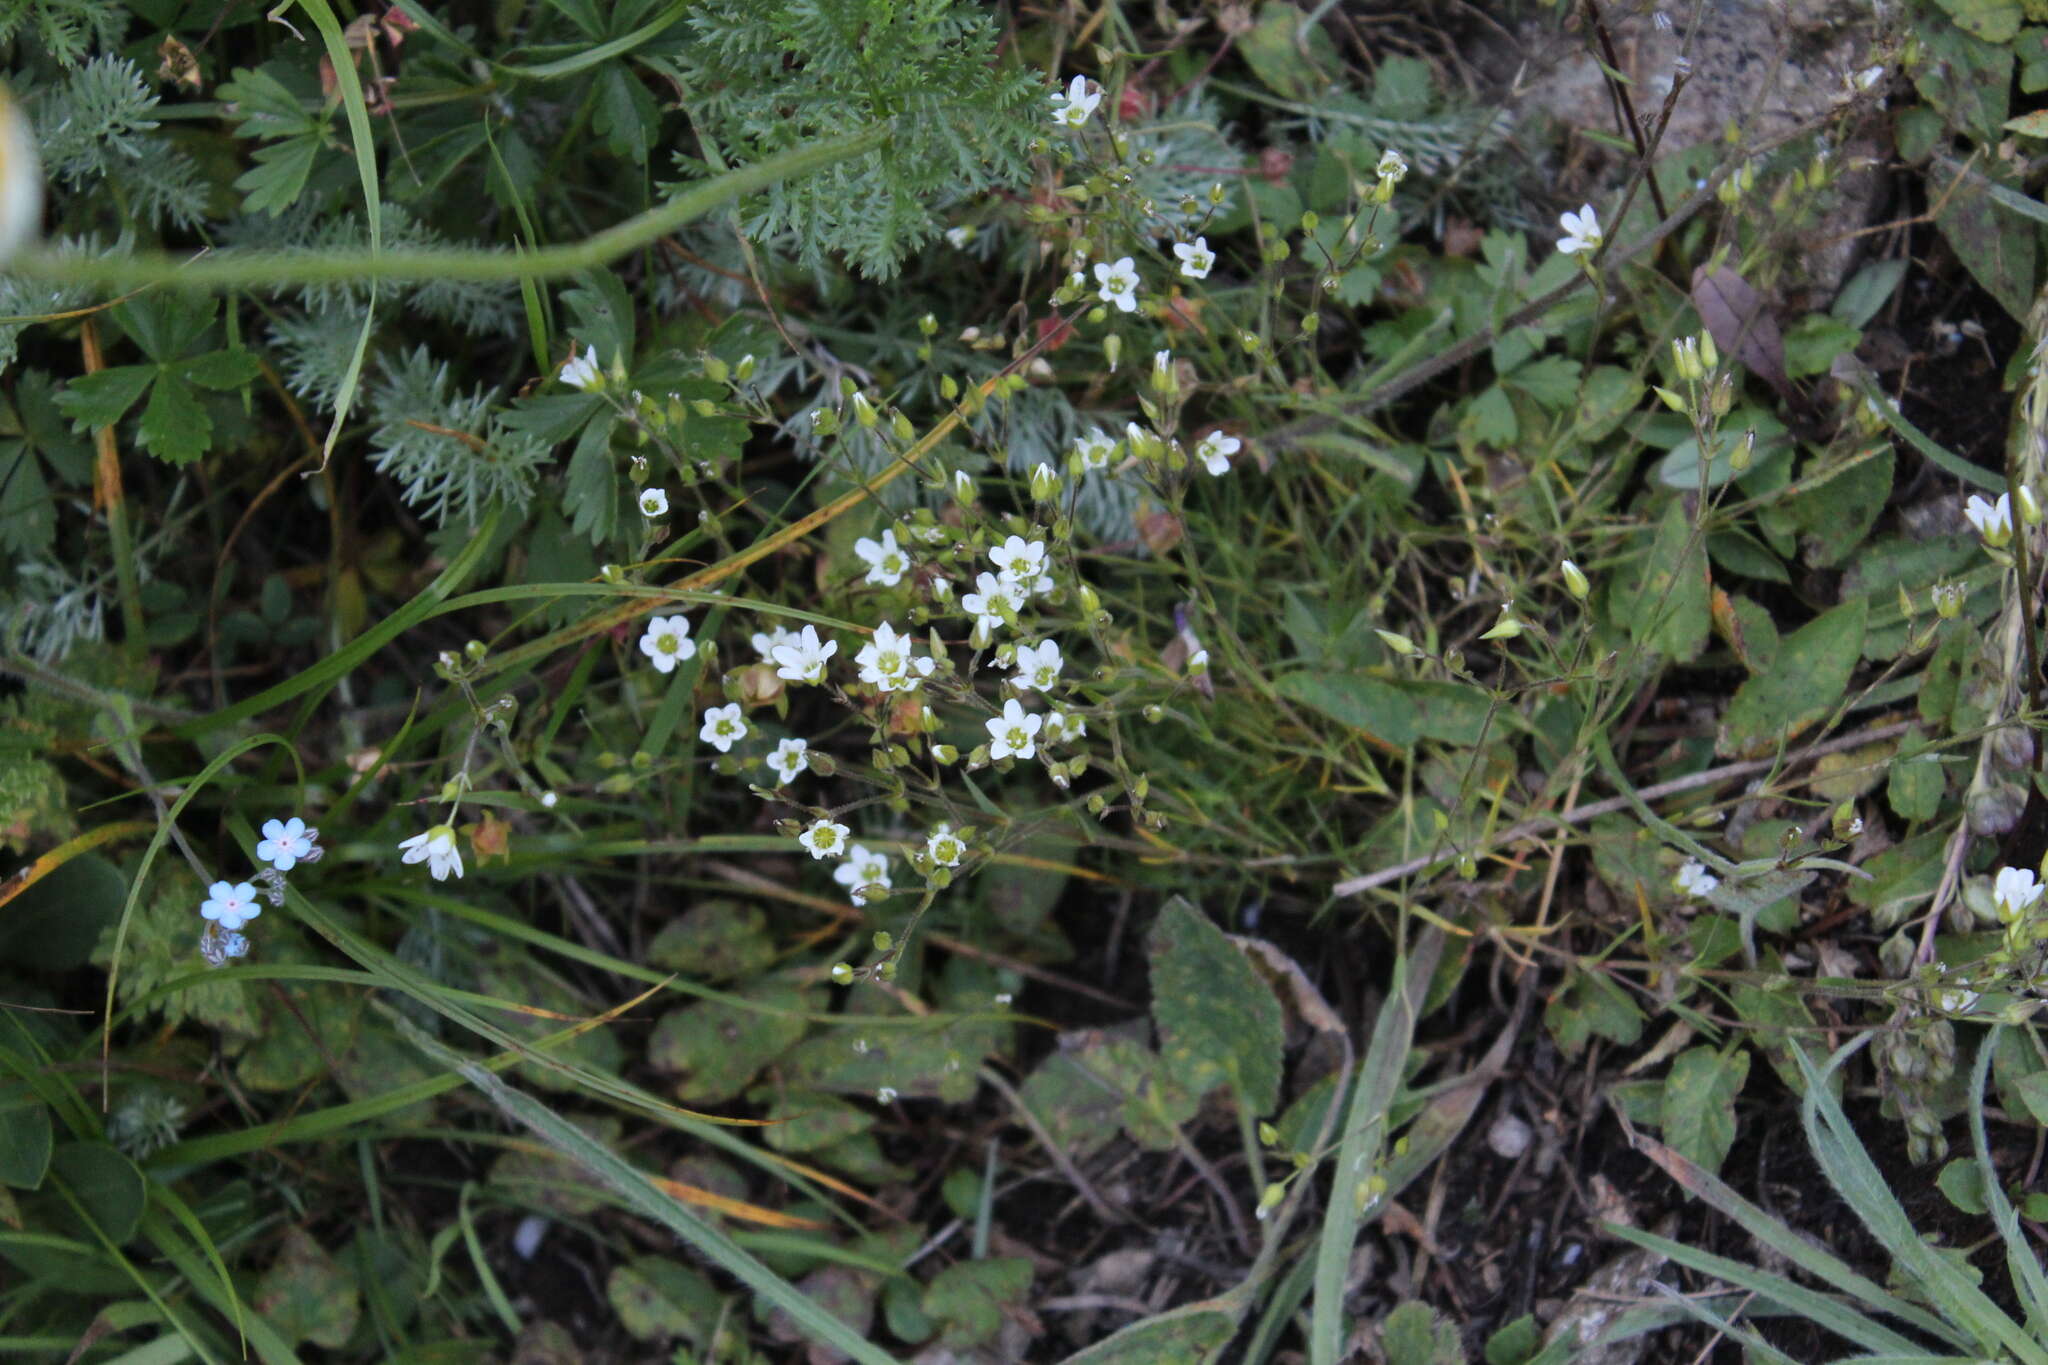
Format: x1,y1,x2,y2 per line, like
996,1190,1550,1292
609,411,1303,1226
855,621,935,693
834,844,893,905
1993,866,2044,925
765,737,810,785
797,818,850,860
254,817,318,872
855,529,911,587
560,345,603,390
1673,859,1718,898
1043,711,1086,744
638,615,697,674
751,623,801,661
1173,236,1215,280
771,624,838,684
200,880,263,931
1557,204,1602,256
986,698,1043,760
1195,430,1241,476
1050,74,1101,128
399,825,464,881
927,823,966,868
1965,492,2014,547
1011,639,1064,692
639,488,669,518
961,572,1025,638
990,535,1052,595
699,702,749,753
1074,428,1116,472
1094,257,1140,313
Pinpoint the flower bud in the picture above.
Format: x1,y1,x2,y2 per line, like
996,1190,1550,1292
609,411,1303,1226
1103,334,1122,373
1375,629,1420,656
1654,385,1689,414
953,469,977,506
1729,430,1756,473
735,353,757,381
2021,484,2043,526
1931,581,1964,618
703,354,730,384
831,963,855,985
851,391,879,428
1479,605,1524,640
1150,349,1178,397
1560,559,1590,599
812,407,840,437
1031,462,1060,501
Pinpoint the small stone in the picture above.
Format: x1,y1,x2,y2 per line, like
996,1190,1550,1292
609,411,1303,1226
1487,1114,1533,1160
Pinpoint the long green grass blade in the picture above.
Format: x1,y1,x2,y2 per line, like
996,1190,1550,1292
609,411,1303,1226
1309,928,1441,1365
399,1020,905,1365
1968,1026,2048,1340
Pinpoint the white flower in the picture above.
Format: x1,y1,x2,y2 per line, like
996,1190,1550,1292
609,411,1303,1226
945,226,972,249
855,621,935,693
1011,639,1064,692
1093,257,1140,313
200,880,262,931
254,817,317,872
1375,148,1409,183
855,529,911,587
540,791,559,808
1965,492,2014,547
1673,859,1719,898
986,698,1043,760
990,536,1052,595
1993,866,2045,925
765,737,810,785
877,1086,898,1104
962,572,1023,637
751,623,801,662
1043,711,1086,744
927,824,966,867
638,615,697,674
559,345,603,390
1194,429,1241,476
797,818,850,860
638,488,669,518
399,825,464,881
699,702,749,753
1173,236,1215,280
1557,204,1602,255
771,624,838,684
0,81,42,268
1050,74,1101,128
834,844,893,905
1074,428,1116,472
1935,982,1982,1015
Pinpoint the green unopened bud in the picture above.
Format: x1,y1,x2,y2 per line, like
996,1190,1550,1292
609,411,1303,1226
1375,628,1420,656
464,639,488,662
952,469,977,506
940,374,959,401
1729,429,1756,473
872,930,893,951
1299,210,1319,233
1479,605,1523,640
851,391,879,428
1142,704,1164,723
933,743,958,765
918,312,938,337
812,407,840,437
892,411,916,441
735,353,757,381
1103,334,1123,374
831,963,855,985
1256,1184,1286,1218
1031,462,1060,501
1671,336,1704,382
1931,581,1965,618
2020,484,2043,526
1698,329,1719,371
1150,349,1178,396
600,563,625,584
1654,385,1689,414
1258,1122,1280,1147
1560,559,1590,599
1209,181,1226,204
703,354,730,384
1077,582,1101,614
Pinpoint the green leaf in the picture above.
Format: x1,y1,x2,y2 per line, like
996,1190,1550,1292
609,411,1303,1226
1661,1047,1750,1178
1543,964,1643,1055
921,1258,1032,1350
0,439,53,558
1831,259,1910,328
1937,1156,1990,1214
50,1142,145,1244
647,983,810,1104
1932,0,2023,43
1502,355,1580,410
255,1225,361,1349
1382,1300,1462,1365
1716,598,1866,756
1573,365,1645,441
563,267,636,366
1146,898,1285,1113
56,364,157,430
182,347,262,391
236,134,325,215
0,1085,51,1189
1484,1313,1541,1365
1055,1304,1238,1363
608,1257,718,1341
1623,498,1711,660
1274,672,1495,748
593,63,658,164
137,373,213,464
1888,746,1948,821
1239,0,1340,98
1465,384,1517,444
2010,1069,2048,1126
646,902,777,980
1787,448,1893,568
1932,156,2036,322
562,417,621,544
112,294,215,366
